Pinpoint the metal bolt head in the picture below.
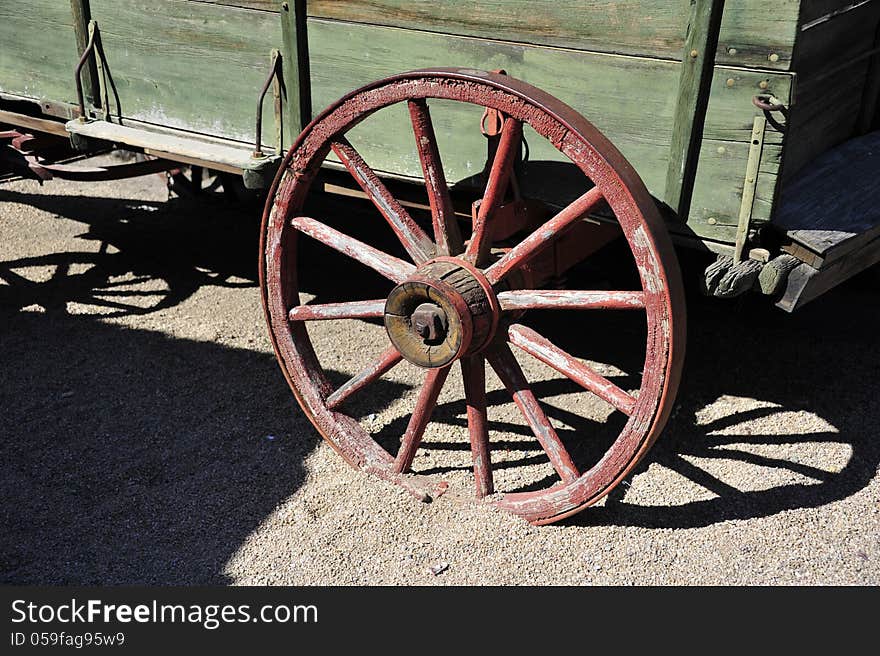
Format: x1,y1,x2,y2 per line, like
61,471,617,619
726,78,735,88
411,303,448,344
759,80,769,90
707,217,718,225
728,47,738,55
769,53,779,63
690,49,699,58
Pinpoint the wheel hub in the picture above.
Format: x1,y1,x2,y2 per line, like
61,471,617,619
384,258,498,368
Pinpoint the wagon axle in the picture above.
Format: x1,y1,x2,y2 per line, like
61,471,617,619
410,303,447,344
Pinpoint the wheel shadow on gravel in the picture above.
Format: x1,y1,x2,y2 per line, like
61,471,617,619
563,271,880,529
0,312,406,584
0,189,263,319
4,182,878,538
373,379,631,483
0,186,411,584
372,264,880,529
0,187,412,317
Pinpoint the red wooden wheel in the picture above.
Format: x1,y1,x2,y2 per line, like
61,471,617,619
260,69,685,525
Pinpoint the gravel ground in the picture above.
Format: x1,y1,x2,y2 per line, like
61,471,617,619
1,166,878,586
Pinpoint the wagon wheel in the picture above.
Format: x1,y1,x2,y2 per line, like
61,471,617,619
260,69,685,524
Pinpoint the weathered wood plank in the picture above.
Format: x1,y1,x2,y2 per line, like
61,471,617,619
776,232,880,311
301,0,801,70
69,0,101,109
279,0,310,147
665,0,726,220
0,109,70,136
196,0,858,35
688,139,784,242
799,1,879,25
776,129,880,266
65,117,263,171
309,19,792,240
87,0,282,143
782,2,880,179
796,1,879,77
191,0,279,12
0,1,80,105
192,0,801,69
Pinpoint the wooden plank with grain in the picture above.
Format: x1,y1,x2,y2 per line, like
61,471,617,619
0,1,81,106
86,0,282,142
309,19,793,242
664,0,726,219
192,0,802,69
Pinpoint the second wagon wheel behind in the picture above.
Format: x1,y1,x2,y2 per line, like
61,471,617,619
261,69,685,525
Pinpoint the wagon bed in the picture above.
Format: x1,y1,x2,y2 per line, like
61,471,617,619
2,2,878,256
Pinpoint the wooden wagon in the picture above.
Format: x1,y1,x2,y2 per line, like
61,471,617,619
2,1,879,524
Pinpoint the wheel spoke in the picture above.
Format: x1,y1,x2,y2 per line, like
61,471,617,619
485,186,604,285
508,324,637,416
326,345,403,410
289,299,385,322
461,355,493,497
408,100,463,256
331,138,434,264
486,343,579,483
393,366,452,473
498,289,645,312
290,216,416,283
465,117,522,264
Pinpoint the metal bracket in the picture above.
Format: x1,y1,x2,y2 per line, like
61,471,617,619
733,115,767,264
752,94,788,133
253,49,283,158
478,68,525,196
74,21,121,124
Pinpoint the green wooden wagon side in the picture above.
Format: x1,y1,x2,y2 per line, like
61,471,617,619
2,0,879,523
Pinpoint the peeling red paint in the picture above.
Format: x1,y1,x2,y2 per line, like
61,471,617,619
497,289,645,311
508,323,637,416
332,137,435,264
288,299,386,322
